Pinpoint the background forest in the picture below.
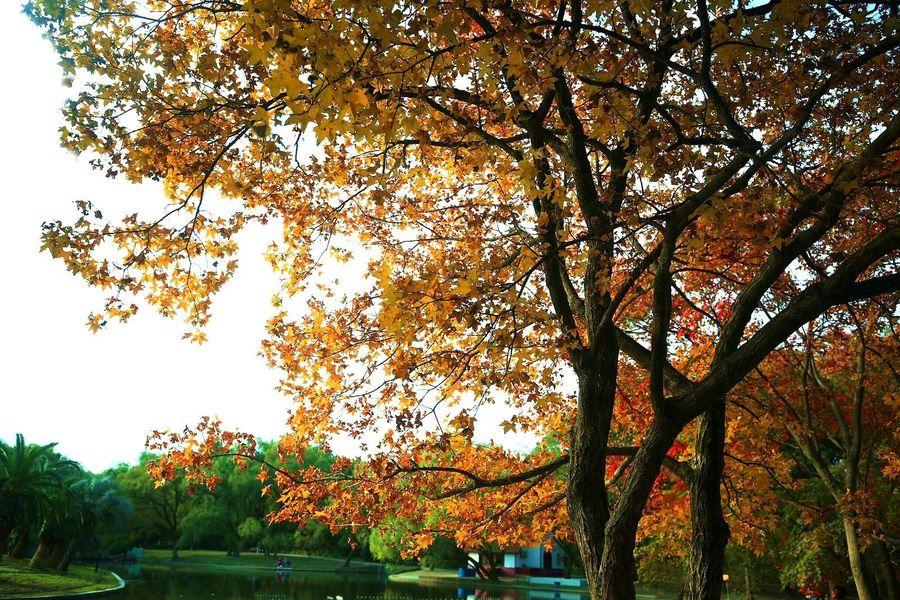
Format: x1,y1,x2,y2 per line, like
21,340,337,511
0,435,466,570
1,432,895,597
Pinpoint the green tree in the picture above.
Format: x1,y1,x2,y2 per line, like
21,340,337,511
237,517,264,551
115,456,192,558
421,537,467,571
293,521,343,557
201,457,266,556
0,434,77,559
29,476,131,572
368,527,404,564
178,503,234,551
261,527,295,556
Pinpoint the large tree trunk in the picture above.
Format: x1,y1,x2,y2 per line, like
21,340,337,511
0,496,28,563
29,537,53,569
0,521,13,561
567,346,617,600
46,540,69,570
843,518,877,600
56,542,75,573
596,419,682,600
689,403,730,600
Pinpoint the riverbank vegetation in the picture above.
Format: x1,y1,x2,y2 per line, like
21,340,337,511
1,436,465,570
3,429,897,597
0,557,119,598
139,548,380,570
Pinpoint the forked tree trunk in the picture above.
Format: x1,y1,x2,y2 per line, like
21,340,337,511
596,419,682,600
567,347,617,600
844,518,877,600
689,403,729,600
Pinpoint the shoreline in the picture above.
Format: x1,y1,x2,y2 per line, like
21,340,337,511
0,569,124,600
138,557,385,575
134,551,390,576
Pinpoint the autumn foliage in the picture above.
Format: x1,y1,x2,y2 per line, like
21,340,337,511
25,0,899,598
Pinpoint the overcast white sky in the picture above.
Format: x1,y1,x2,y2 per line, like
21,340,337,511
0,2,295,472
0,3,532,472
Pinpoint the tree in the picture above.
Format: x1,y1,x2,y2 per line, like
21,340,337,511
198,451,268,556
117,457,192,559
66,477,132,570
28,476,131,572
368,522,406,564
238,517,265,551
261,527,295,556
27,1,899,598
178,502,235,551
293,520,345,558
727,309,899,600
0,435,78,559
420,536,468,571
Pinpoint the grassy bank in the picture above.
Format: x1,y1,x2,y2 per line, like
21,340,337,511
0,557,120,598
141,549,383,572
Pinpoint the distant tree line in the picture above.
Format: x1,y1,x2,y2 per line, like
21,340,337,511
0,435,465,570
3,432,894,597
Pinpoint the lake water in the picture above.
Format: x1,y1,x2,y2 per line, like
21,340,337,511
111,564,606,600
108,563,787,600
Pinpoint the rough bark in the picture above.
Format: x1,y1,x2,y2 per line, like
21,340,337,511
843,518,877,600
568,342,617,600
689,402,730,600
597,419,682,600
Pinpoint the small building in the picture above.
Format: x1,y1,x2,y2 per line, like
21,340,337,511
465,541,568,577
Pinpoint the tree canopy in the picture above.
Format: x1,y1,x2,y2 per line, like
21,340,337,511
25,1,899,599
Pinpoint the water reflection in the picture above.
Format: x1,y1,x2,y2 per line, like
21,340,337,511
112,563,591,600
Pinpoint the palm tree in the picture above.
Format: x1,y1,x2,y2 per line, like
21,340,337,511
29,476,131,572
28,479,82,569
0,434,78,559
7,496,45,558
60,477,130,572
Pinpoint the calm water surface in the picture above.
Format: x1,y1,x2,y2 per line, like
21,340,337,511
112,564,601,600
110,563,787,600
